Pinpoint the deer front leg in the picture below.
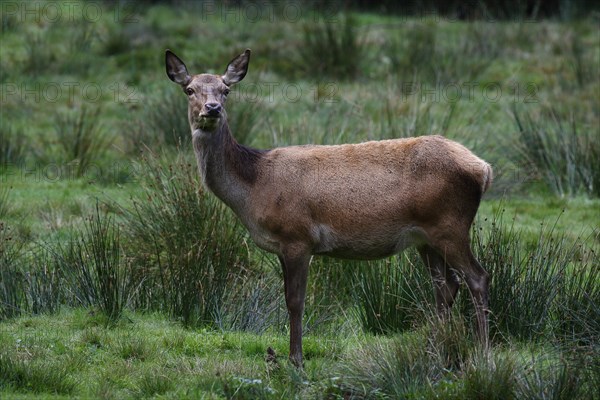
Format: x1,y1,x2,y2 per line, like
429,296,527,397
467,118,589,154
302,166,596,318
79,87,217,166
279,246,311,367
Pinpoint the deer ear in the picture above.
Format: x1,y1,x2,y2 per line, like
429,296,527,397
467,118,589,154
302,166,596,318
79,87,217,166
222,49,251,86
165,49,192,86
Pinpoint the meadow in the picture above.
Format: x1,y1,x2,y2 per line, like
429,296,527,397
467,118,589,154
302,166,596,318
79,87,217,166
0,1,599,398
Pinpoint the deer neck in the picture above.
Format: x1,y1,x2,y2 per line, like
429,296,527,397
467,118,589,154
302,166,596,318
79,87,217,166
191,118,261,213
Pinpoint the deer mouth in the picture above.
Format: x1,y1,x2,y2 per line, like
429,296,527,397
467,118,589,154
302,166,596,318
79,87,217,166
196,114,221,131
199,112,220,119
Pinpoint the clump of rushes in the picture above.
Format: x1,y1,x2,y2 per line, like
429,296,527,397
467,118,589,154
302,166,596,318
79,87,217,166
512,105,600,198
469,208,581,342
55,203,133,322
125,148,249,327
24,248,62,316
352,252,434,335
129,86,189,149
0,221,26,320
0,122,25,166
300,13,366,80
53,106,112,178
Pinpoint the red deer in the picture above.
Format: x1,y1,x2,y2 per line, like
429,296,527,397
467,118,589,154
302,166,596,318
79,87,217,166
165,49,492,367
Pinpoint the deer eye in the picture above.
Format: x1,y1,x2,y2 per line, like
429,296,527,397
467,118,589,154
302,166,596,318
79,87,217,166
223,88,230,96
185,87,194,96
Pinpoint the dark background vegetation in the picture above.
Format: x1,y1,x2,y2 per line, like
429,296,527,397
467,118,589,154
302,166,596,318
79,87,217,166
350,0,598,19
151,0,600,19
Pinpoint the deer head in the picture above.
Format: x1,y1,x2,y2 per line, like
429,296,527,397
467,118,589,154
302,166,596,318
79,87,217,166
165,49,251,132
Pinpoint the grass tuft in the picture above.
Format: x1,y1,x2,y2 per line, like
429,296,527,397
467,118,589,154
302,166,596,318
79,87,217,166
0,221,25,320
340,333,441,399
125,148,249,327
221,376,276,400
23,31,55,75
136,366,175,397
0,185,11,221
554,246,600,346
352,253,434,335
114,334,154,362
517,351,598,400
52,106,113,178
470,208,592,342
0,122,25,166
300,13,366,80
53,203,134,322
0,352,76,395
386,21,501,85
512,105,600,197
129,86,190,150
462,352,519,400
225,267,285,334
24,248,62,316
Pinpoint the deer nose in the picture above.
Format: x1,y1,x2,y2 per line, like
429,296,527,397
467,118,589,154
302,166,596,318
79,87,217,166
205,102,222,116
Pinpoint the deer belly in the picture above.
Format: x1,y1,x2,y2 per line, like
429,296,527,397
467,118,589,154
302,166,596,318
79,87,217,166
313,224,425,260
248,228,282,254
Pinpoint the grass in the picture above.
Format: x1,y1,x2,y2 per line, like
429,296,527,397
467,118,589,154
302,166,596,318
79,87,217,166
352,253,434,335
512,104,600,197
123,148,250,328
1,310,597,399
51,202,133,321
0,354,76,396
128,85,190,149
0,122,25,166
299,13,366,80
469,208,589,342
22,248,61,316
0,221,25,320
0,186,10,221
385,20,502,85
0,1,599,398
23,31,56,76
0,309,350,398
50,106,113,179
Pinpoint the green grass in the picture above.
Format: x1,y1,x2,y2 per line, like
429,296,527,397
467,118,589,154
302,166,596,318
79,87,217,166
122,149,251,327
511,104,600,197
52,202,133,321
0,310,345,399
1,1,599,398
478,197,599,245
1,310,597,399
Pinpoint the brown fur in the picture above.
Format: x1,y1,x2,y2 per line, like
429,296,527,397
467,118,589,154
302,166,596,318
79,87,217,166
166,49,493,367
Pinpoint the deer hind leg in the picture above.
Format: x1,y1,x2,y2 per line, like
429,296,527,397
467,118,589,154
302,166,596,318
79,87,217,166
278,246,311,367
418,245,460,317
464,253,490,347
439,241,490,346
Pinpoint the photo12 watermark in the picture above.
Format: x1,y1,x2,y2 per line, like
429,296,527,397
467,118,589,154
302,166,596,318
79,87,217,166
1,81,140,104
0,80,341,105
0,1,138,24
199,0,339,23
231,81,340,104
1,161,140,184
400,81,539,103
